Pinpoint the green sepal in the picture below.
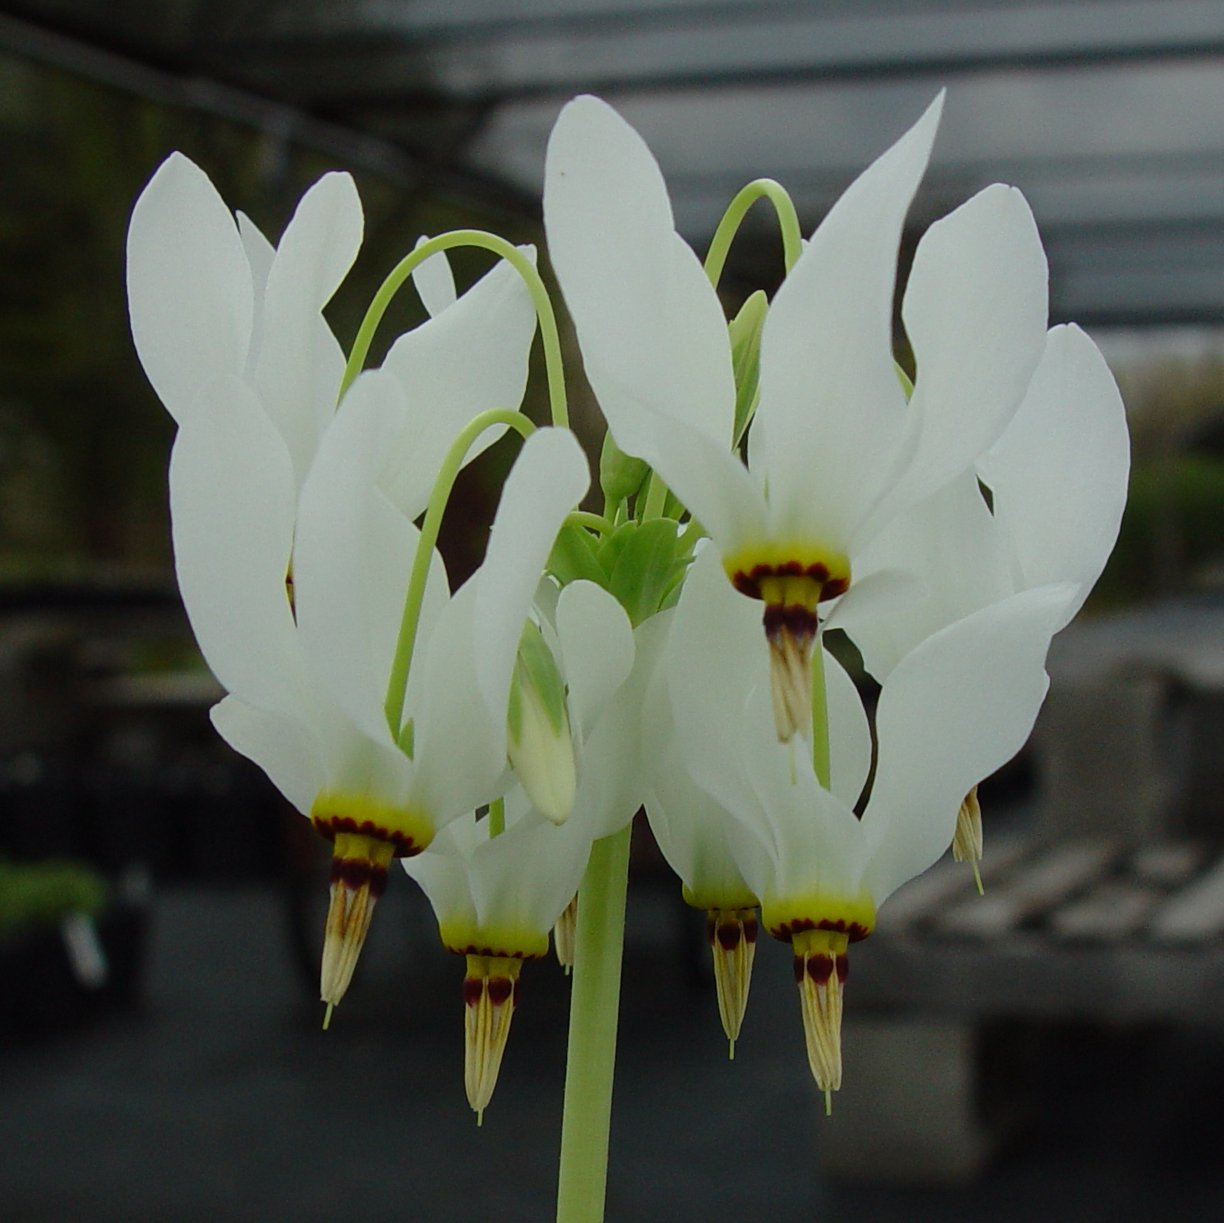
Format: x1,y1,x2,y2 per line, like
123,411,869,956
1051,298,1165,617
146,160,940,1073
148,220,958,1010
729,289,768,446
547,519,607,587
599,431,650,505
604,519,687,626
509,621,569,740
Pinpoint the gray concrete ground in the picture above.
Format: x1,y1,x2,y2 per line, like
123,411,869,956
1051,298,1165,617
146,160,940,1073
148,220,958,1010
2,879,1224,1222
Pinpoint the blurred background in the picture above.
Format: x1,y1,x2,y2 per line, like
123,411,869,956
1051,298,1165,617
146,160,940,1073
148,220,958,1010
0,1,1223,1219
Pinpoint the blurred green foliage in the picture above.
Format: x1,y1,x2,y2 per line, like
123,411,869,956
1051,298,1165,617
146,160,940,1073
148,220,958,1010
0,854,108,938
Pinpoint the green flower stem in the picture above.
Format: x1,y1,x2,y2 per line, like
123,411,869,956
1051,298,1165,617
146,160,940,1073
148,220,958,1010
488,798,505,838
555,822,632,1223
383,407,537,745
340,230,569,429
703,179,804,288
640,472,669,520
810,636,831,789
567,510,614,536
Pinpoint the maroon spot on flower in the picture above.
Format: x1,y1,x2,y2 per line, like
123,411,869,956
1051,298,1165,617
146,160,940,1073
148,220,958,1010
767,916,872,943
487,977,514,1006
312,814,420,858
806,955,834,986
462,977,483,1007
792,955,805,983
329,857,390,896
743,914,759,944
716,922,742,951
762,603,819,641
731,560,840,602
822,576,849,600
836,954,849,984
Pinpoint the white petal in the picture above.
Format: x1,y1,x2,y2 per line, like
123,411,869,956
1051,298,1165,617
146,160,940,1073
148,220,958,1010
872,183,1048,531
169,376,304,717
544,96,736,455
380,249,537,520
825,645,872,811
254,172,363,489
756,95,943,546
410,580,509,822
410,236,458,316
294,369,448,745
980,325,1130,626
211,695,323,815
554,580,634,737
127,153,253,424
840,473,1010,681
863,584,1075,903
474,428,590,727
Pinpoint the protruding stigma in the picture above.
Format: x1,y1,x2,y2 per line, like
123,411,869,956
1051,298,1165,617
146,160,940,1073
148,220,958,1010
319,832,394,1015
792,927,850,1095
554,894,578,974
952,785,984,895
707,906,758,1048
463,954,523,1119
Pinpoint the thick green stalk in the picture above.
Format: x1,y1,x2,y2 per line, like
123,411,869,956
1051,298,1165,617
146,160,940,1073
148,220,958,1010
703,178,804,288
555,823,633,1223
339,229,569,429
810,635,831,789
383,407,536,744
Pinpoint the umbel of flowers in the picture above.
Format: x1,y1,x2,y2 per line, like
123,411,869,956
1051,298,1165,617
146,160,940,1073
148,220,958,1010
127,90,1128,1219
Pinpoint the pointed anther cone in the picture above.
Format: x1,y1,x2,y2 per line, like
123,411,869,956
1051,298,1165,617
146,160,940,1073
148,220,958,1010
764,605,818,742
952,785,985,893
463,954,524,1121
707,907,759,1051
792,929,850,1095
319,832,395,1014
553,894,578,972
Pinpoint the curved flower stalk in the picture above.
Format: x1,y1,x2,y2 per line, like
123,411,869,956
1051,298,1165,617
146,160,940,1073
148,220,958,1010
404,580,641,1119
544,94,1050,742
662,551,1074,1099
836,324,1130,879
127,152,537,517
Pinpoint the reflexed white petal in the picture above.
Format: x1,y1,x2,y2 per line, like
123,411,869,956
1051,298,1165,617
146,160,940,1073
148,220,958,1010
873,183,1048,531
544,95,736,456
127,153,253,424
638,410,767,551
236,212,274,309
254,172,363,488
756,95,942,545
294,369,447,745
380,249,537,519
411,580,508,823
474,428,590,728
169,376,303,717
211,695,323,815
411,235,457,316
824,646,872,811
554,580,634,737
863,584,1075,903
980,325,1130,627
842,473,1009,681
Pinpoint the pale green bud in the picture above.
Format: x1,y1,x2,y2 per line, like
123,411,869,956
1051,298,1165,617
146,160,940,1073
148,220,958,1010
506,622,576,825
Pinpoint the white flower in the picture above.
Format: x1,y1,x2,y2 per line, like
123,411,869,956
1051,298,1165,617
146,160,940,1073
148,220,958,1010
544,94,1050,740
127,152,537,516
403,579,642,1117
658,550,1073,1094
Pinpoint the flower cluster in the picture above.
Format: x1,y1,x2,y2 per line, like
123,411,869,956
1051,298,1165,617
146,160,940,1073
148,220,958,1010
127,92,1127,1127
